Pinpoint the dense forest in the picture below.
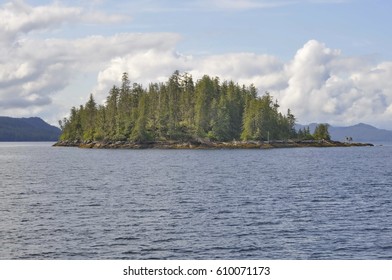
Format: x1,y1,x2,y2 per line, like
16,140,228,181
59,71,326,143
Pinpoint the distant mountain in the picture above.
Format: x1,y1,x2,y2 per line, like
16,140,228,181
296,123,392,143
0,116,61,141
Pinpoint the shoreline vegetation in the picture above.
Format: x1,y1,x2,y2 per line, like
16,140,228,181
53,139,373,149
55,71,374,149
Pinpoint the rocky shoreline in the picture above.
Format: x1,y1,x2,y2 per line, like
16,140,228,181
53,139,374,149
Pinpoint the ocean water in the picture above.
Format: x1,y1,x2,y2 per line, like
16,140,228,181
1,142,391,259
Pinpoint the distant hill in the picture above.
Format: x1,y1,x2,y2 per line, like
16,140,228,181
296,123,392,143
0,116,61,141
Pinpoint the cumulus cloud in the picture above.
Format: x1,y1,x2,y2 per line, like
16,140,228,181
0,0,126,44
0,1,81,45
0,0,128,121
0,33,180,115
94,33,185,95
275,41,392,127
1,2,391,129
93,39,392,128
190,53,285,86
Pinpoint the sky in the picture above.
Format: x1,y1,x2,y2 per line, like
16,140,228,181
1,0,392,129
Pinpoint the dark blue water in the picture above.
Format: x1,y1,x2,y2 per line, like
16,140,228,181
1,142,391,259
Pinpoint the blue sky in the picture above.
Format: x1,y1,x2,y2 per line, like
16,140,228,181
1,0,392,129
26,0,391,59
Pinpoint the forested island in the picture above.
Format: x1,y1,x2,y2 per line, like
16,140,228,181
54,71,372,149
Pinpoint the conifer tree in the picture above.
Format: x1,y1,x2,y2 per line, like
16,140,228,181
131,93,149,142
82,94,97,141
194,75,214,136
313,123,331,140
59,71,297,144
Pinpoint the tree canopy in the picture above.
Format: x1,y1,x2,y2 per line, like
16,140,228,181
59,71,299,142
313,123,331,140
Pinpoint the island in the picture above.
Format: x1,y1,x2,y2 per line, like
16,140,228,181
54,71,373,149
53,139,373,149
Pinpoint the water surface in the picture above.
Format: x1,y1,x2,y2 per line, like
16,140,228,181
1,142,391,259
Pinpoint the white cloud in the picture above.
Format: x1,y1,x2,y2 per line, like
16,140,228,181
275,41,392,127
93,38,392,129
0,32,180,123
278,40,341,117
188,53,287,91
0,1,80,43
0,0,127,44
4,33,392,129
95,33,185,96
1,2,391,129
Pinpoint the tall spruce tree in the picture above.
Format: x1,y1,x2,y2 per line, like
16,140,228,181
59,71,297,144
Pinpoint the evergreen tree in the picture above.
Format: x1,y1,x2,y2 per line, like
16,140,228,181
131,93,149,142
116,72,132,140
82,94,97,141
167,71,182,138
94,105,106,141
106,86,119,139
210,95,231,141
59,71,298,144
194,75,214,136
179,73,195,135
313,123,331,140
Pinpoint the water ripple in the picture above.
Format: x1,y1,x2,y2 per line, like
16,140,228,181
1,144,392,259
